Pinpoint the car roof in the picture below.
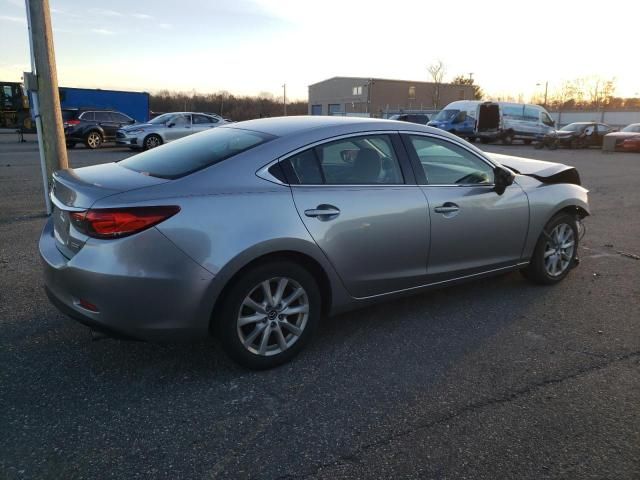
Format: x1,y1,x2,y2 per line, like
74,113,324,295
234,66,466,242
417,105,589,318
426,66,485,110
221,115,439,137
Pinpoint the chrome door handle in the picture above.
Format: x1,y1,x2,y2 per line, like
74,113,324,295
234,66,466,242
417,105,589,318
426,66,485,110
434,204,460,214
304,205,340,218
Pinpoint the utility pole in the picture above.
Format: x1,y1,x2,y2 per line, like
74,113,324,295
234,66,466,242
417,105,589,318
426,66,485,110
537,81,549,107
282,83,287,116
25,0,68,214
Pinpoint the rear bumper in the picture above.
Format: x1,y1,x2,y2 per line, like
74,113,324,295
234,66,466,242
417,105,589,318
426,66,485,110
39,217,216,342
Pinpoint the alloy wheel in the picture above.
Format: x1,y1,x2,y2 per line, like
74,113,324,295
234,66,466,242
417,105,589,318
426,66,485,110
543,223,575,277
87,132,101,149
145,136,161,149
237,277,309,356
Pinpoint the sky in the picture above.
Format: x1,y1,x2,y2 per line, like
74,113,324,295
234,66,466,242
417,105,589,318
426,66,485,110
1,0,638,101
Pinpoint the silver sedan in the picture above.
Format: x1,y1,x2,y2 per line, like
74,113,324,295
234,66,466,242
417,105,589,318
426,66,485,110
40,116,589,369
115,112,228,150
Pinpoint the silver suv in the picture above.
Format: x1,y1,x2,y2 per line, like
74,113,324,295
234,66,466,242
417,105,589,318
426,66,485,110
116,112,228,150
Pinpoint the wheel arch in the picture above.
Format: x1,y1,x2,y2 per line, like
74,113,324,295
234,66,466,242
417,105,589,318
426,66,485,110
208,249,335,334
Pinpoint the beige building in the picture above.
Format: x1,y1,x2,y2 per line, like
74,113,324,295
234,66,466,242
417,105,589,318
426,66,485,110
308,76,475,117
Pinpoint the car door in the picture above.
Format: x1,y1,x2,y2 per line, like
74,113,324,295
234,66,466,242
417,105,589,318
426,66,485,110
596,124,612,146
94,111,118,140
165,114,192,141
402,133,529,278
281,133,430,298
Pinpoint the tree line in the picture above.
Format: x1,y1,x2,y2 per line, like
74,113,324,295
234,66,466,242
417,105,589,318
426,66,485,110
149,90,307,121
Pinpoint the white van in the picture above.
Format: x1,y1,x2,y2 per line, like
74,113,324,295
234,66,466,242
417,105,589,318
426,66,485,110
427,100,556,144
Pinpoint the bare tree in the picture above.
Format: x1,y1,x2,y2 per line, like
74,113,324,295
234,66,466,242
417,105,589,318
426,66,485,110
427,60,446,108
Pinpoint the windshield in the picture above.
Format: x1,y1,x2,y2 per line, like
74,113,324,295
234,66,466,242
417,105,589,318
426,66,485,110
119,127,274,179
560,123,586,132
622,124,640,133
148,113,175,124
432,110,459,122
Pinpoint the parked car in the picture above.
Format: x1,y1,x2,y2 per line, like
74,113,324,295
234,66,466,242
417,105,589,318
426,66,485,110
388,113,431,125
116,112,228,150
603,123,640,150
428,101,556,144
41,116,589,369
539,122,615,149
621,136,640,152
62,108,136,149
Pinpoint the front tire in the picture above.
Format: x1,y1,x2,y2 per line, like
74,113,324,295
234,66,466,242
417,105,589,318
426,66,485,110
522,213,578,285
216,261,321,369
143,134,162,150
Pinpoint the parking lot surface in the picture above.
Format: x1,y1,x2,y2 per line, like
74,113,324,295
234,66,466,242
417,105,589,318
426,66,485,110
1,133,639,479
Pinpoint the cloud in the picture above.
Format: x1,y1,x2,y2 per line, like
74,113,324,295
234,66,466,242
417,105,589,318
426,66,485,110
132,13,153,20
158,23,173,29
91,28,115,35
0,14,26,24
89,8,122,17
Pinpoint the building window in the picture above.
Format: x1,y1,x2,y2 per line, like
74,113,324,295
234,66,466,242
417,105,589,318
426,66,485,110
408,86,416,100
352,86,363,96
311,105,322,115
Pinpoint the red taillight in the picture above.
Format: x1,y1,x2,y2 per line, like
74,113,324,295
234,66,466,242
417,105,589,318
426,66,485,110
70,206,180,239
64,119,81,126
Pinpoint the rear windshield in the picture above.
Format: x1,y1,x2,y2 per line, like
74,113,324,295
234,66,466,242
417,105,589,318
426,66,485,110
119,127,274,179
62,110,78,121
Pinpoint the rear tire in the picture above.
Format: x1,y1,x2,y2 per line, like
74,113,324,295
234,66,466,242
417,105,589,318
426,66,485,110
521,213,578,285
480,137,490,144
523,139,532,145
215,261,321,369
502,133,514,145
84,131,103,149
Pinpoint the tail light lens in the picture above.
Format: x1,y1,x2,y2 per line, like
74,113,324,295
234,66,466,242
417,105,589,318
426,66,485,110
64,119,81,127
70,206,180,239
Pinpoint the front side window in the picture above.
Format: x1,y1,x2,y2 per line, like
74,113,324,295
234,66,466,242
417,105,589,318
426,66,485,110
408,135,494,185
541,112,554,126
284,135,404,185
171,114,191,126
111,112,132,123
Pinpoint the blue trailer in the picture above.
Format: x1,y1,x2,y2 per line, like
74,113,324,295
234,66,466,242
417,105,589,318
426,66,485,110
58,87,150,122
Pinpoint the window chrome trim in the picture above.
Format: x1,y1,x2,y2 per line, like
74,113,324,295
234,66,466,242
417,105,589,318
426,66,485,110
258,130,411,188
256,160,287,186
256,129,502,189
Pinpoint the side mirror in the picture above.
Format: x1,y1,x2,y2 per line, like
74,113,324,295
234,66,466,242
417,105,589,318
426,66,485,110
494,166,515,195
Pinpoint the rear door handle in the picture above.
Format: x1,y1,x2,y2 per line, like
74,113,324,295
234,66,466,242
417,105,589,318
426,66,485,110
434,203,460,214
304,205,340,218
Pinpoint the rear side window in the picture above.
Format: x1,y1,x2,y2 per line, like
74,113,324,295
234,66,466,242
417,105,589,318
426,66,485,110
79,111,94,121
119,127,274,179
283,134,404,185
94,112,110,122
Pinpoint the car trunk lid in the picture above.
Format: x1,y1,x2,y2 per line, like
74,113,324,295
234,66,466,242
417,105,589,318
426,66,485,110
51,162,169,258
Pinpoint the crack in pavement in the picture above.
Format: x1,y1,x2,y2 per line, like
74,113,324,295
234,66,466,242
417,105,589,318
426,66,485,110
279,350,640,480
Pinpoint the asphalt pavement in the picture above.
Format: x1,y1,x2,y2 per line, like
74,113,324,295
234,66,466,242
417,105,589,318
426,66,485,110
1,132,639,479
